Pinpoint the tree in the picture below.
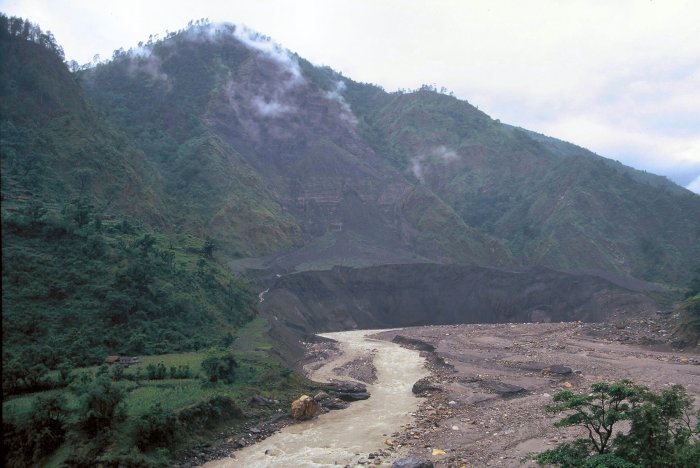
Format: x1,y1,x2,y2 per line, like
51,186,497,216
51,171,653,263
546,380,643,455
615,385,700,467
135,403,180,450
28,394,69,460
74,374,126,435
537,380,700,467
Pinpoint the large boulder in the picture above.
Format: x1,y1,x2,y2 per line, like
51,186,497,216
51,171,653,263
290,395,320,421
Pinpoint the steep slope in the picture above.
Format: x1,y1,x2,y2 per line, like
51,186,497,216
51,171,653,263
257,263,658,365
0,18,258,374
80,23,514,267
0,26,164,223
349,88,700,284
4,18,697,284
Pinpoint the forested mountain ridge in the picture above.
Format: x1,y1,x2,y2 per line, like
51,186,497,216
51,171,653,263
78,22,514,267
3,18,697,285
79,20,699,283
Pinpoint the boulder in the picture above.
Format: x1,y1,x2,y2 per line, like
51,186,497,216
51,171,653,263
412,377,443,395
392,335,436,352
335,391,370,401
480,380,527,396
323,398,349,410
326,380,367,393
520,362,572,376
326,380,370,401
392,459,434,468
290,395,320,421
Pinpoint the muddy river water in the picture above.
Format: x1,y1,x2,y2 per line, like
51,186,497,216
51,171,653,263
203,329,427,467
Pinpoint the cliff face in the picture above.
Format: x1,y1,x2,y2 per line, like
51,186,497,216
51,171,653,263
258,263,658,365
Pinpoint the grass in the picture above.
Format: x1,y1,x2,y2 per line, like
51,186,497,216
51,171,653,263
129,351,206,375
2,332,317,466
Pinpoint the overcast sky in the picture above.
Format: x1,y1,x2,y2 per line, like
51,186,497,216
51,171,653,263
2,0,699,193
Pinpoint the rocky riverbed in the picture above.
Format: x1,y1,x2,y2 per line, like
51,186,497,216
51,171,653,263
190,313,698,467
371,318,699,467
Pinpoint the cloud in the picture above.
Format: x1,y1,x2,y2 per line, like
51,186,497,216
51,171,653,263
411,145,460,182
324,80,357,124
125,51,169,83
251,96,293,117
687,176,700,195
541,115,700,177
232,24,303,87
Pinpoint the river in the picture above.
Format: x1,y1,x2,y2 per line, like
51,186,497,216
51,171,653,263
203,329,427,467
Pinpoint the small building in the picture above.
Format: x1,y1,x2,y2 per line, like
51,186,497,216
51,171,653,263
119,356,140,367
104,355,140,367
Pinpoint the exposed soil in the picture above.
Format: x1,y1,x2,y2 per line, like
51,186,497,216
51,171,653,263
371,318,699,467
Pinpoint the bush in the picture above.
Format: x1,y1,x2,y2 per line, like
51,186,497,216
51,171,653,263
146,362,167,380
135,403,180,450
201,349,238,385
169,365,191,379
177,396,243,430
28,394,69,460
74,374,127,435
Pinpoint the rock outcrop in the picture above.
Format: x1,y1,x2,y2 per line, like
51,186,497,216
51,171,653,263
325,380,370,401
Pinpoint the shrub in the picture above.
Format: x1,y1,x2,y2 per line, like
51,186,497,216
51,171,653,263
135,403,180,450
74,374,127,435
201,349,238,385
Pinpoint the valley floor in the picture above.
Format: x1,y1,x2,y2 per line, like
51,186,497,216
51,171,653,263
373,321,700,467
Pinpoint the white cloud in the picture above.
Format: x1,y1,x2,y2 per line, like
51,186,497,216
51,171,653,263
232,24,303,86
251,96,293,117
687,175,700,195
411,145,460,182
324,80,357,124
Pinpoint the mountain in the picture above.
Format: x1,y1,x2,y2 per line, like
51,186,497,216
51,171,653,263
3,20,696,284
77,23,514,269
2,18,697,358
67,21,698,284
1,20,261,372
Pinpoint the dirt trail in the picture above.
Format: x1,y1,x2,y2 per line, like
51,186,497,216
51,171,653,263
203,329,427,467
374,322,699,467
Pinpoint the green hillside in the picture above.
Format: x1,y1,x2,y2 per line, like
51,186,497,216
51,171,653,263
79,22,512,267
349,88,700,284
